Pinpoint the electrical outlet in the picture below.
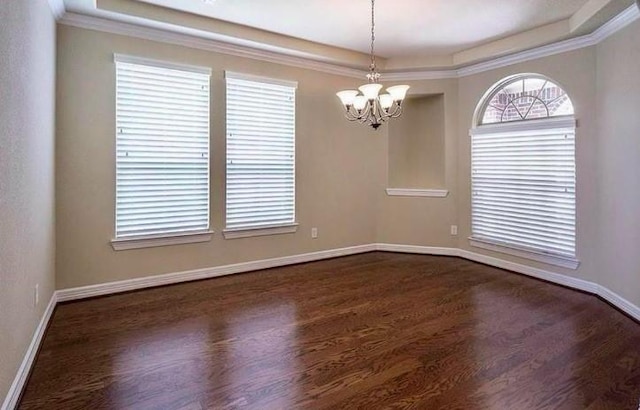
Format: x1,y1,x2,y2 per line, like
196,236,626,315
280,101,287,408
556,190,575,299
311,227,318,239
34,284,39,307
451,225,458,236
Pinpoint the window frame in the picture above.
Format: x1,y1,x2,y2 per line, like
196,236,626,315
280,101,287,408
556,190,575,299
469,74,579,269
111,54,214,251
223,71,298,239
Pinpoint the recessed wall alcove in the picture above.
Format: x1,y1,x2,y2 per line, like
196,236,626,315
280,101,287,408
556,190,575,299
387,93,446,192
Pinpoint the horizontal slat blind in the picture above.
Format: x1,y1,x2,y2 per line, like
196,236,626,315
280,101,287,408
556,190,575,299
115,58,210,238
225,74,296,230
471,122,576,258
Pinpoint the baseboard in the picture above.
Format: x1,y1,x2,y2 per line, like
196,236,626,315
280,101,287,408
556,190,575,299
56,244,377,302
375,243,639,322
375,243,458,256
1,293,57,410
596,284,640,322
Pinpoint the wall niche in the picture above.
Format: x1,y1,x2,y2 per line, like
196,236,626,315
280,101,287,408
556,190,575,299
388,93,445,190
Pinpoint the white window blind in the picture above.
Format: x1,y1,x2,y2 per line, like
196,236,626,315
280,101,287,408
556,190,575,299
225,72,296,230
115,55,211,239
471,118,576,259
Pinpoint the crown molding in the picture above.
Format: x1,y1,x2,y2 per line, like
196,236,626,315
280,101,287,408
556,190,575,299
382,69,457,81
46,0,65,20
57,4,639,81
58,12,367,79
591,2,640,42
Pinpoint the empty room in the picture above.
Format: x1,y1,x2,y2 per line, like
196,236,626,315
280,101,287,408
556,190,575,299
2,0,640,408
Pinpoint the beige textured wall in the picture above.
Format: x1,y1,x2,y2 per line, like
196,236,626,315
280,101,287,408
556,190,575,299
388,94,445,189
55,16,640,311
55,25,381,289
376,79,459,247
594,21,640,306
0,0,56,402
456,48,601,283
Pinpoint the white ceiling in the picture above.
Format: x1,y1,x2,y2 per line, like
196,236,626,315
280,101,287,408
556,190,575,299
131,0,589,57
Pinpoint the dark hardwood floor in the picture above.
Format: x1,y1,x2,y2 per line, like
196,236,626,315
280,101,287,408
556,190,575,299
19,252,640,409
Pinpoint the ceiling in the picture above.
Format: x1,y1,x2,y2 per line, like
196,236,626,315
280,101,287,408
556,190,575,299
133,0,589,57
61,0,637,70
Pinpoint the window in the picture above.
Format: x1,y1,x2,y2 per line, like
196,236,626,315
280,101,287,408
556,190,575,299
470,74,577,268
224,72,297,238
114,55,211,246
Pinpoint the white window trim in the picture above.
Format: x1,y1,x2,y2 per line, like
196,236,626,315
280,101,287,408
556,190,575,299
386,188,449,198
111,230,214,251
469,115,576,137
225,71,298,89
469,236,580,270
470,116,577,266
113,55,212,242
223,223,298,240
224,71,297,233
114,54,212,75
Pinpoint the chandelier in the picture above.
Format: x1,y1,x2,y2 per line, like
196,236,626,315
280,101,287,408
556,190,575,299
336,0,410,130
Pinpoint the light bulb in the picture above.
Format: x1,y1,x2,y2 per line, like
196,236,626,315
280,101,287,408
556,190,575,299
353,95,368,111
386,85,410,101
379,94,394,109
359,83,383,100
336,90,359,107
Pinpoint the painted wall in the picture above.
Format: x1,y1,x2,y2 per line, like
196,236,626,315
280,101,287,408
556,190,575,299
388,94,446,189
376,79,459,247
55,18,640,310
55,25,381,289
0,0,57,402
594,21,640,306
455,48,600,285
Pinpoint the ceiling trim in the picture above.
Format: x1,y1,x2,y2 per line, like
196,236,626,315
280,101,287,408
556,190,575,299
387,4,639,81
59,12,366,79
47,0,66,19
57,4,639,81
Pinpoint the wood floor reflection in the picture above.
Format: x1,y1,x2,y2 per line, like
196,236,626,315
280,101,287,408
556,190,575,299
19,252,640,409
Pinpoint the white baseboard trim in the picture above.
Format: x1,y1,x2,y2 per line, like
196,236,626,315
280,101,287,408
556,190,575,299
376,243,458,256
375,243,639,321
5,242,639,409
56,244,376,302
1,293,57,410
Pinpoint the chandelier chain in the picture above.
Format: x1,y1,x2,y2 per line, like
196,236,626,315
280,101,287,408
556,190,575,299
370,0,376,72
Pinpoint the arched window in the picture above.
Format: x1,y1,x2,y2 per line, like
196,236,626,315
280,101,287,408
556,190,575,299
470,74,577,268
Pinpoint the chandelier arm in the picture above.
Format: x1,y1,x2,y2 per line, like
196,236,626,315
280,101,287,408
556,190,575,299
344,106,360,120
385,103,403,118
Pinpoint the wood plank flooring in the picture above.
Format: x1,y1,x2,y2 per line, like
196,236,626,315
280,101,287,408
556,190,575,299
19,252,640,409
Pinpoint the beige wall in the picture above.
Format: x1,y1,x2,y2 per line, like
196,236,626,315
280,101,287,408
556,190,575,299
55,17,640,306
455,47,601,285
594,21,640,306
388,94,446,189
376,79,459,247
0,0,57,402
55,25,380,289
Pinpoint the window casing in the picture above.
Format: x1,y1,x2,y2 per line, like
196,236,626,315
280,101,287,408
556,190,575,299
114,55,211,242
224,72,297,235
471,75,577,268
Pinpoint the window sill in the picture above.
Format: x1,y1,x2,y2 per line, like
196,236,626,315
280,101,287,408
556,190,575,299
111,230,214,251
469,236,579,270
223,223,299,239
386,188,449,198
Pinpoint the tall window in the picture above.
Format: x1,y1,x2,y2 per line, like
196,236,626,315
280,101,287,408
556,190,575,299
114,55,211,240
471,74,577,268
224,72,297,236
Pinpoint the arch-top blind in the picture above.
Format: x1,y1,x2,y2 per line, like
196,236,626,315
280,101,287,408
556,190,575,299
115,55,211,239
471,75,576,266
225,72,297,231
